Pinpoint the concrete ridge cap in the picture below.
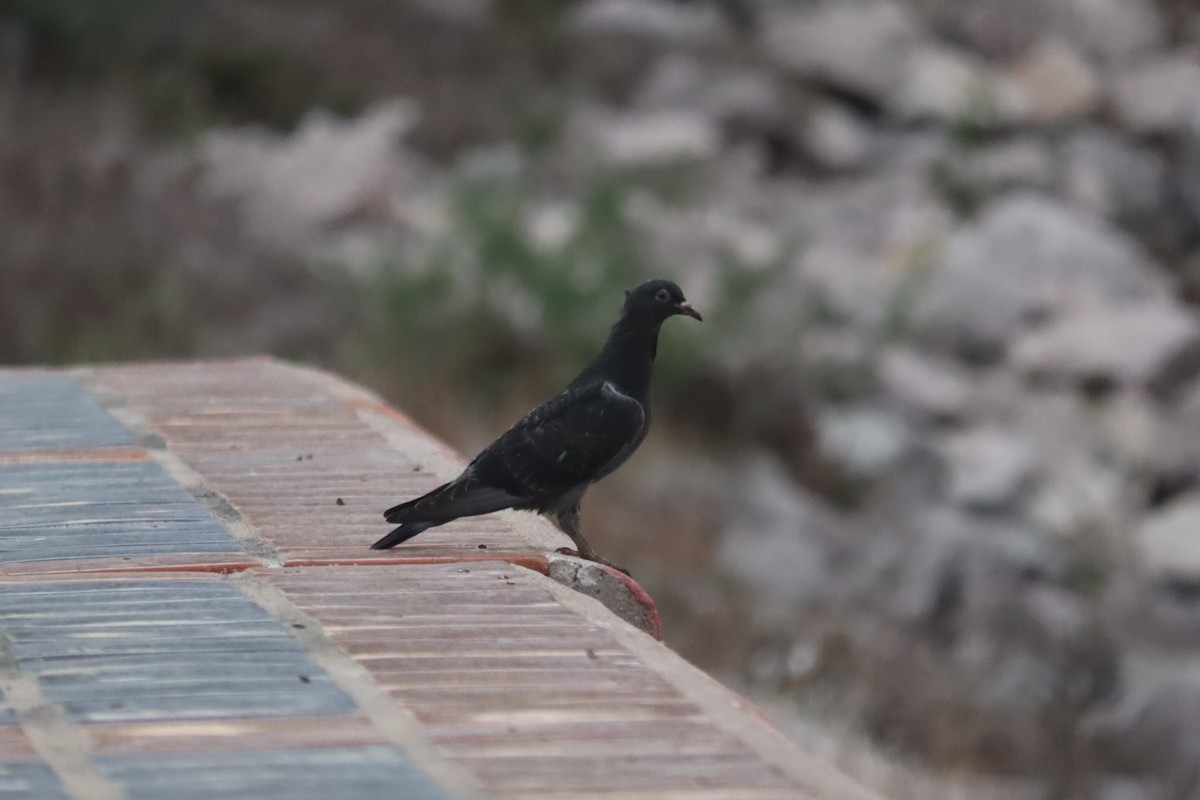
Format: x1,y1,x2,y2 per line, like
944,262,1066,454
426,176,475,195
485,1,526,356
533,570,889,800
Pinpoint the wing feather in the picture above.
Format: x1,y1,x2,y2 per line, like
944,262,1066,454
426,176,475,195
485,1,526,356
473,381,644,499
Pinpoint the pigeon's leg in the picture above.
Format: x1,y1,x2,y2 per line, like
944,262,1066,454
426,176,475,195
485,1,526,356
553,502,631,577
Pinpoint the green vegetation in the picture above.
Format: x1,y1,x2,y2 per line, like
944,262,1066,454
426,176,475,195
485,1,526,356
345,151,796,423
350,169,653,405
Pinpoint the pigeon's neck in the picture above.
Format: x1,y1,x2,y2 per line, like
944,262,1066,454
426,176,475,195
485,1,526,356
588,314,661,402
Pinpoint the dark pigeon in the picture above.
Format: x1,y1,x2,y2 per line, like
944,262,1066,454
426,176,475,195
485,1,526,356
373,279,702,573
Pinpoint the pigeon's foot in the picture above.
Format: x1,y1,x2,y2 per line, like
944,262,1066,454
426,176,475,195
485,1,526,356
554,547,632,577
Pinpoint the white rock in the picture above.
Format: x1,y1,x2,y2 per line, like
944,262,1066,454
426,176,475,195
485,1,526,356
717,458,840,605
1148,404,1200,483
1099,390,1158,467
874,129,950,176
1026,460,1125,538
799,327,871,368
801,102,874,171
1003,37,1100,125
1062,0,1165,63
816,405,911,477
941,428,1037,510
457,142,523,184
1092,654,1200,777
940,374,1131,535
920,506,1057,576
202,101,420,243
1093,778,1170,800
763,0,923,102
891,45,1009,124
943,137,1055,197
1139,496,1200,582
635,55,783,130
1009,301,1200,390
911,0,1163,62
571,108,721,167
796,242,894,328
908,0,1053,60
633,198,783,298
925,193,1169,349
567,0,724,43
1112,55,1200,135
524,202,578,254
793,174,954,327
1180,376,1200,417
880,349,972,420
1178,119,1200,231
1063,127,1167,223
980,652,1063,711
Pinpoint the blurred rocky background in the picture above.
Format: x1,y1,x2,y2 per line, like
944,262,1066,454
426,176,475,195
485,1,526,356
4,0,1200,797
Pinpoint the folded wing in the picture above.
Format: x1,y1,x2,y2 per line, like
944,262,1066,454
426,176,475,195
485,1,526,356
477,381,645,499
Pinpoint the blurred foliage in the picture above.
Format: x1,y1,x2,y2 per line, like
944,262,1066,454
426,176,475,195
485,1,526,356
1058,556,1110,598
351,168,661,413
926,88,1012,218
1,0,362,133
1,0,168,72
36,268,196,363
142,46,363,135
344,156,791,436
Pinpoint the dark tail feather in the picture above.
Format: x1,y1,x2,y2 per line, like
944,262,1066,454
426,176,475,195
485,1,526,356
384,481,521,525
384,482,450,523
378,476,522,550
371,521,435,550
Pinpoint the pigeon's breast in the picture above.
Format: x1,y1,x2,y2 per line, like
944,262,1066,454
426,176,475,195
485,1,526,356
596,382,650,478
601,381,649,430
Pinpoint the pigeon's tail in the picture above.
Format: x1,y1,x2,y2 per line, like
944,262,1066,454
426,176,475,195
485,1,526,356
384,478,522,525
371,521,435,550
375,477,524,550
384,484,449,524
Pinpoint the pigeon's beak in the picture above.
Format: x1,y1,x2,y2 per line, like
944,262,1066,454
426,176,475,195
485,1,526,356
676,301,703,321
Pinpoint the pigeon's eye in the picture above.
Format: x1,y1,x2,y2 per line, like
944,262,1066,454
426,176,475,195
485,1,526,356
654,289,671,303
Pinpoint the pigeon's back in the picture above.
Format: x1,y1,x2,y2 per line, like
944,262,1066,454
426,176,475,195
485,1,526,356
471,379,646,503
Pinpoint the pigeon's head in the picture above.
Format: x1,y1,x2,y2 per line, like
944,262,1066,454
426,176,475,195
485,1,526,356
623,280,702,324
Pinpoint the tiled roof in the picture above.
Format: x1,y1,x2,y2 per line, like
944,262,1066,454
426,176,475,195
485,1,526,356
0,358,881,800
